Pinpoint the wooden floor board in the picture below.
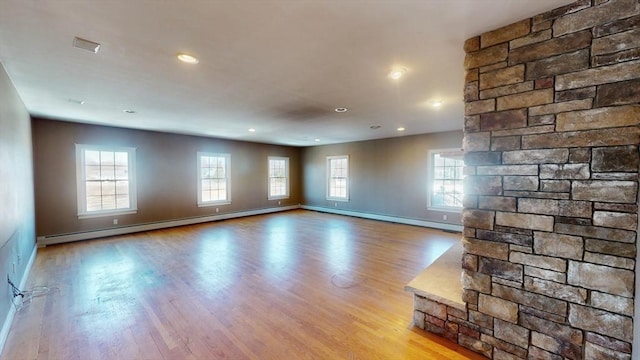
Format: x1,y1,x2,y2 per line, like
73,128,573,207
2,210,485,359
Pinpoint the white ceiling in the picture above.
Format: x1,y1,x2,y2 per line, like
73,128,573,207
0,0,573,146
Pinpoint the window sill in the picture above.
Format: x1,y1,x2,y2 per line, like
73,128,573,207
427,207,462,214
198,201,231,208
78,209,137,219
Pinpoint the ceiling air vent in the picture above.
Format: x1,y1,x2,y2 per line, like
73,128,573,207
73,37,101,53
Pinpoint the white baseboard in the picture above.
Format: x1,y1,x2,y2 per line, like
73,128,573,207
301,205,463,232
0,244,37,356
37,205,300,247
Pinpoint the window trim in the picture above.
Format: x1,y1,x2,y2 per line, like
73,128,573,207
75,144,138,219
326,155,349,202
267,156,290,200
427,148,464,213
197,152,232,207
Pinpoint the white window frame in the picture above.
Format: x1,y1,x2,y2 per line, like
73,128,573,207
326,155,349,202
197,152,231,207
268,156,290,200
75,144,137,219
427,148,464,212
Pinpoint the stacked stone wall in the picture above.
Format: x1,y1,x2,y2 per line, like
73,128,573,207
459,0,640,358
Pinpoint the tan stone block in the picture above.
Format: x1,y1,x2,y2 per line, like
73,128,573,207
553,0,640,37
492,283,567,317
478,294,518,323
540,180,570,193
464,36,480,53
464,43,508,70
476,229,532,247
493,125,555,137
502,149,568,164
555,59,640,90
534,232,583,260
532,0,591,24
491,136,521,151
479,61,507,73
526,49,589,80
590,291,634,317
585,342,631,360
510,29,552,49
540,164,589,180
585,239,636,258
519,312,582,345
593,28,640,55
510,252,566,272
479,81,533,100
524,276,587,304
555,223,636,243
522,127,640,149
593,211,638,231
509,30,591,65
481,19,531,48
458,334,493,358
528,99,592,117
415,296,447,320
463,237,509,261
496,88,553,111
463,132,490,151
493,348,524,360
479,65,525,90
594,13,640,37
464,81,479,102
465,99,495,115
568,261,634,297
476,164,538,176
496,212,554,232
494,319,529,349
462,209,496,230
572,180,637,204
503,176,538,191
528,114,555,126
462,270,491,294
569,303,633,343
524,266,565,283
585,332,631,354
556,106,640,132
466,68,479,83
592,47,640,67
584,252,635,270
479,109,527,131
478,196,516,212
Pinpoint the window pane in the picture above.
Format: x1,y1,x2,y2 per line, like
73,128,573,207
430,151,464,209
114,165,128,180
87,196,102,211
102,181,116,196
100,151,115,166
115,181,129,196
114,152,128,166
115,194,130,209
101,195,116,210
86,165,101,180
86,181,101,197
100,165,115,180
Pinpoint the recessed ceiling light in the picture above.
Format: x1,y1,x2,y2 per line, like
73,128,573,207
73,37,101,53
314,138,320,142
334,107,348,113
397,127,405,131
123,109,136,114
370,125,381,130
68,99,85,105
431,100,443,107
389,67,407,80
177,53,199,64
248,128,256,132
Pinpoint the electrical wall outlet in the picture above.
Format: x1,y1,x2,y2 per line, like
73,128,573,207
216,208,219,213
443,214,448,221
278,201,281,205
113,219,118,225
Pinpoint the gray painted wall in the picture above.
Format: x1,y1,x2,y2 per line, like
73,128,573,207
32,119,302,237
301,131,464,227
0,62,36,340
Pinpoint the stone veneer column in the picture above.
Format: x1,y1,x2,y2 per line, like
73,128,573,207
460,0,640,359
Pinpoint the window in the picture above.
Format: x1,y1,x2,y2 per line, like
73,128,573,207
428,149,464,210
76,144,137,218
327,155,349,201
268,156,289,200
197,152,231,206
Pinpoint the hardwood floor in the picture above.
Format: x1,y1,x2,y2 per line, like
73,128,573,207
2,210,484,359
